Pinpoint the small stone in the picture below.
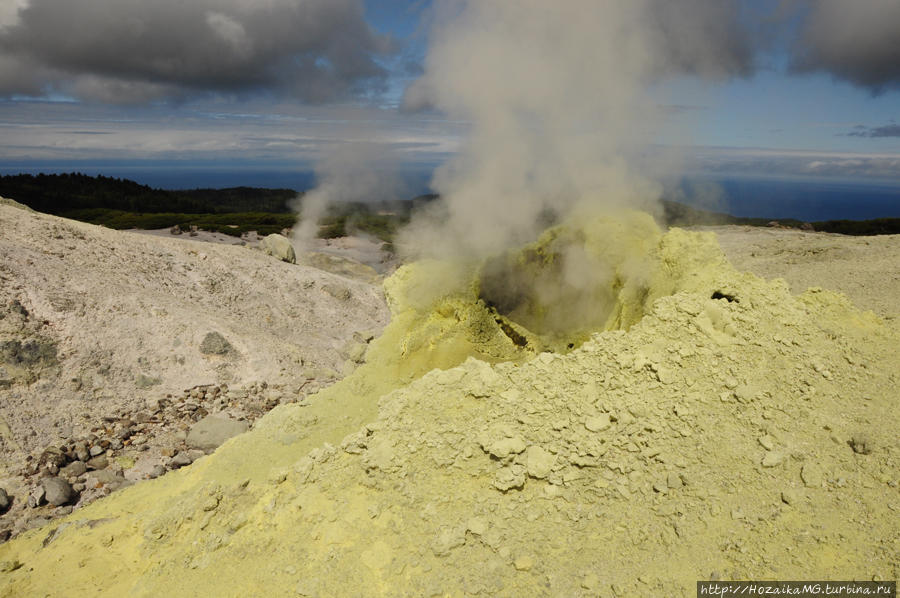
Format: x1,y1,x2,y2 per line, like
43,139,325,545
655,367,676,384
148,465,166,479
74,445,90,462
513,556,533,571
200,332,233,356
86,469,125,490
486,437,526,459
41,477,76,507
758,435,775,451
169,452,194,468
781,489,800,505
849,433,872,455
431,527,466,557
187,449,205,462
260,234,296,264
60,461,87,478
800,463,824,487
734,384,757,403
160,447,176,458
616,411,636,425
492,466,526,492
466,517,487,536
525,446,555,479
585,414,611,432
87,455,109,470
666,472,683,490
761,452,784,468
89,445,104,457
27,486,45,508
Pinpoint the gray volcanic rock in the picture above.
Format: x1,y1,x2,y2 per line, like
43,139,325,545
200,332,233,356
40,477,76,507
186,415,250,452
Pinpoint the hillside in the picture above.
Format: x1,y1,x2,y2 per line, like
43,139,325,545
0,197,389,541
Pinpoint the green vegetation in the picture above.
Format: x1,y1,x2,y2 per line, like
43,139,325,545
660,200,900,236
62,209,296,237
316,202,410,242
809,218,900,236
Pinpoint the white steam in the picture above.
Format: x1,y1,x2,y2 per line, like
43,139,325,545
291,141,405,250
400,0,752,258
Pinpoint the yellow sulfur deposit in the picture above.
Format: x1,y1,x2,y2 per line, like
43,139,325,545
1,212,898,597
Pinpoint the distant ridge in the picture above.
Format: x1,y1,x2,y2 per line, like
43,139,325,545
0,172,298,214
660,199,900,236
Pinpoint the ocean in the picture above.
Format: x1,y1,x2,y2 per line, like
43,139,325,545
674,177,900,222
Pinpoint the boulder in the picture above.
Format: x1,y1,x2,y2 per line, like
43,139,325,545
41,477,76,507
186,415,249,452
260,234,296,264
200,332,233,356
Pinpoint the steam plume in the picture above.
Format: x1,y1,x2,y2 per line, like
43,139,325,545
291,140,405,250
400,0,753,258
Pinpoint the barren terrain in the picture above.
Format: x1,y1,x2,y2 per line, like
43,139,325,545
0,198,389,536
0,201,898,596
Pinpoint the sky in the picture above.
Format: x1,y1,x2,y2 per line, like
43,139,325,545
0,0,898,192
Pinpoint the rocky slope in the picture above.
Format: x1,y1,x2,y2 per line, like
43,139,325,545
0,197,389,538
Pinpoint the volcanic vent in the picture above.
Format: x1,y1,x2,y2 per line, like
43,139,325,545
477,211,687,353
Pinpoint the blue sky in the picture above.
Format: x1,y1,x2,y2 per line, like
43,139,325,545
0,0,898,190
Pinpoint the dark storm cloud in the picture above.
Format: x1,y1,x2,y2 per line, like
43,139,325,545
644,0,756,79
790,0,900,92
0,0,393,103
846,124,900,138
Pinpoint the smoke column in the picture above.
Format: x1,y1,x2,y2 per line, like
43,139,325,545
400,0,752,258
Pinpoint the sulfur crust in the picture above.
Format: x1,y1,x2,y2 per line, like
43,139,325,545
1,212,897,597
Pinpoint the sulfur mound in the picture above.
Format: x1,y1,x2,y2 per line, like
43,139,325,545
479,210,704,351
1,212,897,597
